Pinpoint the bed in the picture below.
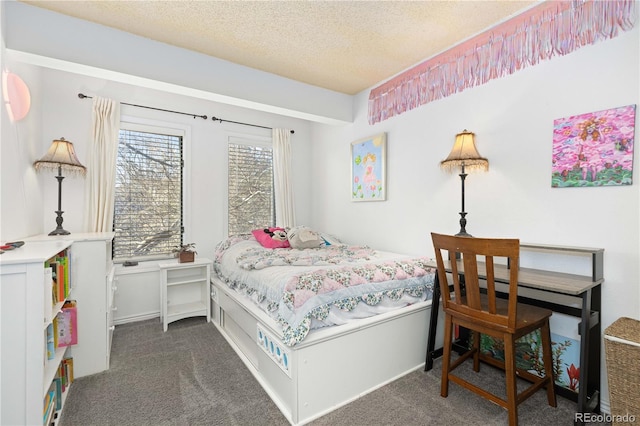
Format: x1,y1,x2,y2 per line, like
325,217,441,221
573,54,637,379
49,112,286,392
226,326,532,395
210,232,436,425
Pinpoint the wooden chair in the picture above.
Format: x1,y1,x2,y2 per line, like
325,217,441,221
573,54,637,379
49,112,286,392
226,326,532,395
430,233,556,426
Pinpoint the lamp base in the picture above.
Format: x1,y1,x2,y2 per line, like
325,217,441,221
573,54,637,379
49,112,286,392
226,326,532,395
456,212,473,238
49,209,70,236
48,227,70,236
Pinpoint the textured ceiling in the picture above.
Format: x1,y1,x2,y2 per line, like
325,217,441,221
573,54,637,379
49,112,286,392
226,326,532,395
21,0,538,95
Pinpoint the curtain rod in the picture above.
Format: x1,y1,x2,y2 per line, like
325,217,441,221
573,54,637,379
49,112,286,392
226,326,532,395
78,93,207,120
78,93,294,133
212,116,294,134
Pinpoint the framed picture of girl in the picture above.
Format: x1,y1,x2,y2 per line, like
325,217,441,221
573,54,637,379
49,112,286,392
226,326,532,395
351,133,386,201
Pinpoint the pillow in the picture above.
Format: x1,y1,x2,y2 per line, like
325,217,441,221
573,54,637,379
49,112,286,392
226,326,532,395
319,232,345,246
252,227,290,249
287,225,325,249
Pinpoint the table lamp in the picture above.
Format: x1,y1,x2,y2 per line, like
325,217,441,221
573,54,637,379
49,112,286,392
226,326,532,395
440,130,488,237
34,137,86,235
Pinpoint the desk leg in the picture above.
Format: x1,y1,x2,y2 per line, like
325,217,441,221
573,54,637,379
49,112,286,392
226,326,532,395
575,287,601,425
425,274,441,371
588,284,601,413
577,289,590,414
579,286,601,408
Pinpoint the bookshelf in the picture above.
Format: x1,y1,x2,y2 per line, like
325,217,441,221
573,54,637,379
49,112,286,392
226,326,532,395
0,240,75,425
23,233,116,378
159,258,211,331
1,232,115,425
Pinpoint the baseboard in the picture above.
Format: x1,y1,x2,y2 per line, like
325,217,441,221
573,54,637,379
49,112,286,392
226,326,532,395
113,312,159,325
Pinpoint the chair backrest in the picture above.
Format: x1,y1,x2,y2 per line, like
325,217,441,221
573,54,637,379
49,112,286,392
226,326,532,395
431,233,520,331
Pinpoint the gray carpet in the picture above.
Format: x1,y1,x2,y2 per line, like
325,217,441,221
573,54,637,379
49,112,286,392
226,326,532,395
60,317,605,426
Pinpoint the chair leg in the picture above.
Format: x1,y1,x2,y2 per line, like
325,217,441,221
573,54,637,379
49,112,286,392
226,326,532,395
540,321,557,407
441,315,453,398
504,333,518,426
472,331,481,372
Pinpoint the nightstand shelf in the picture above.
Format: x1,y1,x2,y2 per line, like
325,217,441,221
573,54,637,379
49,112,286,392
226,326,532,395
159,258,211,331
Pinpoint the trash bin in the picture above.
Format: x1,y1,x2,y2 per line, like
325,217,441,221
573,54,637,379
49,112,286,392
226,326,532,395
604,317,640,425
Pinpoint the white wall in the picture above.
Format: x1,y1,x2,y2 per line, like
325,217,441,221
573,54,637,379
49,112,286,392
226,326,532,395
310,26,640,410
29,68,314,261
0,61,43,242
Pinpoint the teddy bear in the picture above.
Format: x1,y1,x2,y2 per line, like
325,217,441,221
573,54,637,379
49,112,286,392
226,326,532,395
286,225,325,249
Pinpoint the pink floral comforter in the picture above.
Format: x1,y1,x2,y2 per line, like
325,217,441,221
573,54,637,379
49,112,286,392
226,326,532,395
236,244,376,269
278,258,434,345
213,235,435,346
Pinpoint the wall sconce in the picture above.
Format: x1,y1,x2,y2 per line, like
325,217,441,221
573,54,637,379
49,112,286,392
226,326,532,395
2,70,31,122
440,130,489,237
34,138,86,235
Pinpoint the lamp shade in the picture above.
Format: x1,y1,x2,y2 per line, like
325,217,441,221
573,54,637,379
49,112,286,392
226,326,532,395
440,130,489,172
34,138,86,175
2,70,31,122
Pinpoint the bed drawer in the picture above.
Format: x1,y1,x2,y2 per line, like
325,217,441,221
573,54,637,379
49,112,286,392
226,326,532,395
218,289,258,342
223,312,260,369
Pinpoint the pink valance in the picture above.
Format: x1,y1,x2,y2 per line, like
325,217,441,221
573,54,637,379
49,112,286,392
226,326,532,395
368,0,637,125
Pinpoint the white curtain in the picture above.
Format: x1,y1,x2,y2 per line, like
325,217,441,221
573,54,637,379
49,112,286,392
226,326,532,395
84,97,120,232
272,128,296,228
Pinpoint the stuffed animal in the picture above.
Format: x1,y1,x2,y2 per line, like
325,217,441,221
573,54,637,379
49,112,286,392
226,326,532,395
252,227,290,248
263,227,287,241
286,225,325,249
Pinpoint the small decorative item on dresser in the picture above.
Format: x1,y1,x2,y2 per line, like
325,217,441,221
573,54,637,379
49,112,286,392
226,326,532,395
174,243,197,263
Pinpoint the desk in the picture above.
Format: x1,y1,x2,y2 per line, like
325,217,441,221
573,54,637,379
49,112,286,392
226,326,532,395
424,243,604,420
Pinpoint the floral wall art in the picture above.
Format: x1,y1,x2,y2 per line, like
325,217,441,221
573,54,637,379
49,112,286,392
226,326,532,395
552,105,636,187
351,133,386,201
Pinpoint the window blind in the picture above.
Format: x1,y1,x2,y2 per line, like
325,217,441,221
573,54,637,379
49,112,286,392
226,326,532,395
228,142,274,235
113,129,183,260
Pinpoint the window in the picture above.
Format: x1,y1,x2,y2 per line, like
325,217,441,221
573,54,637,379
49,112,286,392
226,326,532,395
113,124,184,261
227,137,274,235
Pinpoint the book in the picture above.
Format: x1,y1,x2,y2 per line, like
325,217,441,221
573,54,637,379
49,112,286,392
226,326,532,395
52,316,59,349
56,261,65,302
57,249,70,295
57,300,78,347
53,377,63,411
56,253,68,300
63,357,74,383
44,267,53,323
46,323,55,360
48,260,60,302
57,364,66,392
49,248,70,303
43,388,56,426
43,386,53,415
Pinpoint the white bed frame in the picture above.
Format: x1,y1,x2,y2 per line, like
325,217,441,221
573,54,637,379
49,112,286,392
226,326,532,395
210,276,433,425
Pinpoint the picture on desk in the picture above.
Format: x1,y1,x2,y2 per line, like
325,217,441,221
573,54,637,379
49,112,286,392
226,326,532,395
479,330,580,393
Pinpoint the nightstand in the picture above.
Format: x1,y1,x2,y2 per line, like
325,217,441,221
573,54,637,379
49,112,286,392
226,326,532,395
159,257,211,331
